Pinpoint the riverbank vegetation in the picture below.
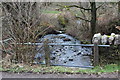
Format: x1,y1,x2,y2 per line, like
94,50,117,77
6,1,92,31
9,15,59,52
0,63,119,73
1,2,120,74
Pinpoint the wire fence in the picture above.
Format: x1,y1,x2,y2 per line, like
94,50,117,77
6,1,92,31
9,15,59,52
1,38,119,68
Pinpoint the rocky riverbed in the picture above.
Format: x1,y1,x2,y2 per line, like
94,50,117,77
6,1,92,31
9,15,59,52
35,34,92,67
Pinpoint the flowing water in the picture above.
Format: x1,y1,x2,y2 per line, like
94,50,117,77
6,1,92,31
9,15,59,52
35,34,93,67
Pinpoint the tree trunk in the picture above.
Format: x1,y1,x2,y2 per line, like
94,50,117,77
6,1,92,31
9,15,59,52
90,2,97,40
43,39,50,67
118,1,120,25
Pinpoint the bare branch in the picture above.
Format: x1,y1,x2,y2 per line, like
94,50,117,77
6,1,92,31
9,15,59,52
57,4,91,11
76,16,91,22
96,3,105,10
68,5,91,10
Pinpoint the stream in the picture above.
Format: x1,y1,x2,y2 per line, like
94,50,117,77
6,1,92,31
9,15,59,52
35,34,93,67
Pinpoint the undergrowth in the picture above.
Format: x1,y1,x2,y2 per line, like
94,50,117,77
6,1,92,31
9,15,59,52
0,63,119,74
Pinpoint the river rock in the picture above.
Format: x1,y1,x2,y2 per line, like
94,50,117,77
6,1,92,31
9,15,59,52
35,34,92,67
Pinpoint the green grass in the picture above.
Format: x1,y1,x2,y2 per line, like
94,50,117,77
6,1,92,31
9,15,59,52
0,64,119,74
41,10,61,14
78,64,119,73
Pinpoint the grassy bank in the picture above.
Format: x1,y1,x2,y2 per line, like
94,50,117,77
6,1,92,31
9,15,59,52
0,64,119,74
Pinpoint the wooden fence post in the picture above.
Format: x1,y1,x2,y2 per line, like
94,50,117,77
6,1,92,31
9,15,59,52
118,45,120,66
94,43,99,66
43,39,50,67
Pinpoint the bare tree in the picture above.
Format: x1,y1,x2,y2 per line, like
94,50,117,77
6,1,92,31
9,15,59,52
2,2,46,64
57,2,104,41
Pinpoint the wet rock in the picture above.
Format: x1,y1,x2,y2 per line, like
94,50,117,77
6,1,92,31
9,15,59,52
52,53,57,55
63,38,71,41
35,34,92,67
69,59,73,61
51,57,56,60
77,52,81,55
64,61,67,63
